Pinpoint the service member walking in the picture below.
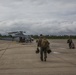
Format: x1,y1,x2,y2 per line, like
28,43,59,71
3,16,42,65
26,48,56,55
67,36,75,49
37,34,50,61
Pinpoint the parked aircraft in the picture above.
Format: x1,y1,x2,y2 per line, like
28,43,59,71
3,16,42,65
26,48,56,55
8,31,34,43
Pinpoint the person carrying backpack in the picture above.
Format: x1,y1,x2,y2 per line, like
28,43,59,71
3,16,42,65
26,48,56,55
37,34,50,61
67,36,74,49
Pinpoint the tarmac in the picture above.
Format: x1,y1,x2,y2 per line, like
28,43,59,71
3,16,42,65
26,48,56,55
0,39,76,75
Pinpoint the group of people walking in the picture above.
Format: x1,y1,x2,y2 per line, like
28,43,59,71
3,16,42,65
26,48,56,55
36,34,75,62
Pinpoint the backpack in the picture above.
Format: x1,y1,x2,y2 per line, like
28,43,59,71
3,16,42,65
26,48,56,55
71,42,75,49
41,39,49,48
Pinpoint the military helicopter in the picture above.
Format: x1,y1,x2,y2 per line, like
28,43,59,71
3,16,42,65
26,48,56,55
8,31,34,43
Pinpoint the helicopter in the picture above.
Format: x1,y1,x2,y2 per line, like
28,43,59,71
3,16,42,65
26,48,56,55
8,31,34,43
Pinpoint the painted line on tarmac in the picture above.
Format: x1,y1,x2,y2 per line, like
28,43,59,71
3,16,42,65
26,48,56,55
52,52,60,54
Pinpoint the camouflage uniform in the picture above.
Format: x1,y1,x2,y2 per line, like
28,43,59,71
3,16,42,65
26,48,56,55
67,39,72,49
38,37,49,61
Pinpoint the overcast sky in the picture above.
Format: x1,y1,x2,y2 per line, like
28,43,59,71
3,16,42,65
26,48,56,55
0,0,76,35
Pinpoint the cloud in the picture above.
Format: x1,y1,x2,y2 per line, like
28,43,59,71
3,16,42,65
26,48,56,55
0,0,76,35
0,19,76,35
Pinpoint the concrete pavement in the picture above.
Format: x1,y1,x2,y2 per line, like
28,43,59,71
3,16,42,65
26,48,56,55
0,40,76,75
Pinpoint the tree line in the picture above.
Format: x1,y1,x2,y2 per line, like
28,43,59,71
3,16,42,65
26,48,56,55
31,35,76,39
0,34,76,39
